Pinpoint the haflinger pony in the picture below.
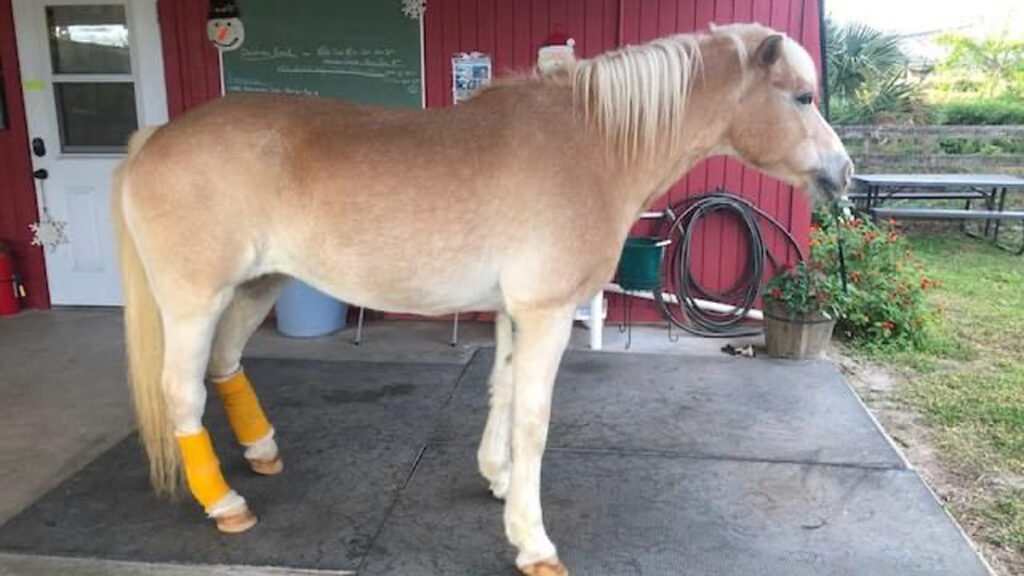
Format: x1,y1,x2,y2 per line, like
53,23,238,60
114,23,850,576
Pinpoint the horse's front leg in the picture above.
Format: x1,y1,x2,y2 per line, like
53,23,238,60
505,305,574,576
478,311,514,499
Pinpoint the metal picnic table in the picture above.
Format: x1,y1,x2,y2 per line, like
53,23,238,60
851,173,1024,254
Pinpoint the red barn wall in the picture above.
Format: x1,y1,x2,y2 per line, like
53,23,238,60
154,0,821,323
158,0,222,118
0,0,48,308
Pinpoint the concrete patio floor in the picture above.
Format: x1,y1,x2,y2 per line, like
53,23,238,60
0,308,991,575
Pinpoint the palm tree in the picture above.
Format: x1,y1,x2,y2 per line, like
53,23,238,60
826,18,921,124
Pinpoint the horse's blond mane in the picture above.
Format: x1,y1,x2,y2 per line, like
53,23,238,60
572,34,702,163
572,25,763,162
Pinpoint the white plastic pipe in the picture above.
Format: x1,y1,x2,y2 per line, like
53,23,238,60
604,283,763,321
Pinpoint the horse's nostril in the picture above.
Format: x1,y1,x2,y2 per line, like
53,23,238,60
815,172,839,200
824,155,854,193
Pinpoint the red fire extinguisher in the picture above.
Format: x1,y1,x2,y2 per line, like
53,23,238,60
0,242,24,316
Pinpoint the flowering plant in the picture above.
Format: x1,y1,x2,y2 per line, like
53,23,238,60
764,261,847,321
809,210,937,344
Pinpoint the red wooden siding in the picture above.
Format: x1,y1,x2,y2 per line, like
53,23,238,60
0,0,48,308
425,0,621,108
157,0,221,118
155,0,820,323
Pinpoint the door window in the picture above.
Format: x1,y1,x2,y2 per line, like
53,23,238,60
46,4,137,152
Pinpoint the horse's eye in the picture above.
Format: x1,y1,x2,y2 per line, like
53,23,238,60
795,93,814,106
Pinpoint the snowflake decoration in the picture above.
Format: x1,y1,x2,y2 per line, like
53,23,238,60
29,217,69,251
402,0,425,20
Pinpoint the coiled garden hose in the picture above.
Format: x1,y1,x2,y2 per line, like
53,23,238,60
652,190,805,337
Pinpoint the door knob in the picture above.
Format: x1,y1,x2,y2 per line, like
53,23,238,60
32,168,48,180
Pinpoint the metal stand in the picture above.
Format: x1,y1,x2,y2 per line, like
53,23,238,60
353,307,365,345
617,291,635,350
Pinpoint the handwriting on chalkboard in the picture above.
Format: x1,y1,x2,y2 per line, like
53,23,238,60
235,44,419,90
226,76,319,97
238,47,298,62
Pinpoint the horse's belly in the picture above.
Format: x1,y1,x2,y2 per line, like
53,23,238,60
358,278,503,315
296,259,504,316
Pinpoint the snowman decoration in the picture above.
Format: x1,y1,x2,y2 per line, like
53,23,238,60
207,0,244,52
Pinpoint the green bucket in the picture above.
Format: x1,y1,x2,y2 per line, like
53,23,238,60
616,237,667,291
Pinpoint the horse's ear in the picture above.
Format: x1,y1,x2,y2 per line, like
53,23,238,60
754,34,784,68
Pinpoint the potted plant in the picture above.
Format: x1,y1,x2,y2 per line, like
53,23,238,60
762,261,846,359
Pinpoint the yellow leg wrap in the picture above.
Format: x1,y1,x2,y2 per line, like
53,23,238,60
178,429,231,509
214,370,272,446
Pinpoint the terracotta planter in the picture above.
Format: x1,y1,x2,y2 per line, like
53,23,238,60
762,300,836,360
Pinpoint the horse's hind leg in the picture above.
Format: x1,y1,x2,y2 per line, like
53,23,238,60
208,274,288,475
478,312,514,499
160,288,258,532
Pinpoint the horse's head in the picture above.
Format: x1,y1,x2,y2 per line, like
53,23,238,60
722,27,852,201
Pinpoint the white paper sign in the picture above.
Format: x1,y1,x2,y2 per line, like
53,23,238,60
452,52,492,104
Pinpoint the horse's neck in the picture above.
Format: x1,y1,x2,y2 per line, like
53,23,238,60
613,41,742,216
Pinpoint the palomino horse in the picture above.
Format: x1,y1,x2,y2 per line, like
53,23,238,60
114,23,850,576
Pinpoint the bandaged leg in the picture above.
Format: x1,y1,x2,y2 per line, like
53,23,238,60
213,368,281,473
177,429,234,510
208,276,286,474
160,291,255,533
177,429,252,531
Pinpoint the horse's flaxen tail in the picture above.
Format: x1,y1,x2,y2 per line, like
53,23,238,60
112,127,180,497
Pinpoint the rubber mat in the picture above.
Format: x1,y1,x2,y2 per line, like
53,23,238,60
0,352,989,575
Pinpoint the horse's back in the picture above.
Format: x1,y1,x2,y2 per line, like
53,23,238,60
121,89,624,311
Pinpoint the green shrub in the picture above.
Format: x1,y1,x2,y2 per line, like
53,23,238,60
810,212,941,349
933,99,1024,125
937,137,1024,155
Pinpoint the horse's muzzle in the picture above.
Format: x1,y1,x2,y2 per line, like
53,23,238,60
814,152,854,201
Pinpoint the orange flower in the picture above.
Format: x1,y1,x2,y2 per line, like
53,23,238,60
882,321,896,333
850,270,862,284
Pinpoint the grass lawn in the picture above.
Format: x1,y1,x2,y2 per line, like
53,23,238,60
857,232,1024,565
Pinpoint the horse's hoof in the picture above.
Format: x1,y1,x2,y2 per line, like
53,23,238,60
214,507,258,533
520,558,569,576
248,454,283,476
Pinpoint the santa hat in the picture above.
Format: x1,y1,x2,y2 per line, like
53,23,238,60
543,31,575,48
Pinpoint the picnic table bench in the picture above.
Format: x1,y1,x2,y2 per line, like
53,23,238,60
869,207,1024,254
852,173,1024,254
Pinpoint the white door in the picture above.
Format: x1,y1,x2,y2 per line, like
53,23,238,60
13,0,167,305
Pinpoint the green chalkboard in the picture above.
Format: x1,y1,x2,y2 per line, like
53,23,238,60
223,0,422,108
